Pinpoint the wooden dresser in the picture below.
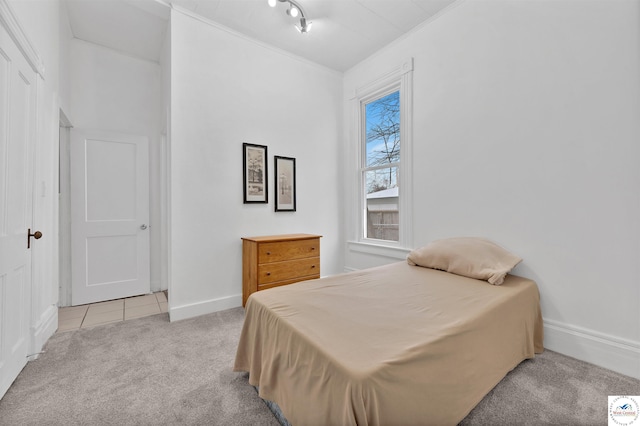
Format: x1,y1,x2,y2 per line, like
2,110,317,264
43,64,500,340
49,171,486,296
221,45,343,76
241,234,321,306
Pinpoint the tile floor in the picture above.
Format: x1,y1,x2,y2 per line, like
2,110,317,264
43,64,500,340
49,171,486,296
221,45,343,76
57,292,168,332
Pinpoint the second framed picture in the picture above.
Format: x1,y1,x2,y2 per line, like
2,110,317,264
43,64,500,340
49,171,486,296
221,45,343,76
274,156,296,212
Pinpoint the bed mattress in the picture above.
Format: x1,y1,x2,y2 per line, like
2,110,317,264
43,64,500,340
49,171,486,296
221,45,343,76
234,261,543,425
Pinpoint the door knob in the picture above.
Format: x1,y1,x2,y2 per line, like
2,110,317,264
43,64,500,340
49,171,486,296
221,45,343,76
140,224,148,230
27,228,42,249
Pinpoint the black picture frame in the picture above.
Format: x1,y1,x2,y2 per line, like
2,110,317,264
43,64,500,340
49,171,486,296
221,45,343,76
274,156,296,212
243,143,268,204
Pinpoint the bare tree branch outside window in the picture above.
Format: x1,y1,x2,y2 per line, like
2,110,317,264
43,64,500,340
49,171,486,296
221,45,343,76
365,91,400,193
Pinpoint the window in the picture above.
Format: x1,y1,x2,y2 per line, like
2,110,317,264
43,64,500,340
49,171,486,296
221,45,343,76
351,58,413,251
363,91,400,241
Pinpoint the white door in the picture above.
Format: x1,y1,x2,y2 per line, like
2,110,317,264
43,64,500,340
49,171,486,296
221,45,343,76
70,130,150,305
0,22,37,398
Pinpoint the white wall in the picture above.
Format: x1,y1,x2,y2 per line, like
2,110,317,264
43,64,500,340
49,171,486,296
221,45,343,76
169,10,343,320
159,12,171,296
57,0,73,308
344,0,640,378
58,0,71,116
66,39,164,296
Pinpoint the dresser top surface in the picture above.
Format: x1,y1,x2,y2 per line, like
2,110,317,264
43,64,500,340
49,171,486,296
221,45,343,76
241,233,322,243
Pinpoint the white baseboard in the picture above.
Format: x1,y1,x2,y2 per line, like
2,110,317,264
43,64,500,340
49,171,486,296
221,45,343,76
29,305,58,360
169,294,242,322
544,319,640,379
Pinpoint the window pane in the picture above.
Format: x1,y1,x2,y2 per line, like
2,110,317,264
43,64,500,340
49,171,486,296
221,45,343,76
365,167,397,195
365,167,399,241
365,91,400,168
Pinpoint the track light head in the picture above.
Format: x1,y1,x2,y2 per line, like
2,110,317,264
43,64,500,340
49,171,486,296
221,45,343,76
295,17,312,33
268,0,311,33
287,6,299,17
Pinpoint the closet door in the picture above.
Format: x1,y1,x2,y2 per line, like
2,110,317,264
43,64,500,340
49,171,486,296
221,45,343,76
0,20,37,399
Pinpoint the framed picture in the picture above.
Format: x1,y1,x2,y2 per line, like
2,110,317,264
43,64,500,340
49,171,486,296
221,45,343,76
274,156,296,212
243,143,268,203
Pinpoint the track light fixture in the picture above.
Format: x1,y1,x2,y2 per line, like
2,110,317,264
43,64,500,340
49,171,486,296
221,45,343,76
268,0,312,34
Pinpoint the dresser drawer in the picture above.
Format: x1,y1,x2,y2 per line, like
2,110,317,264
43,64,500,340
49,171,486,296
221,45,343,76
258,257,320,284
242,234,322,307
258,238,319,264
258,275,318,291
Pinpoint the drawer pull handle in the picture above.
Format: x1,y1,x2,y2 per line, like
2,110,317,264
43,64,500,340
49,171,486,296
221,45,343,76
266,272,271,276
311,247,315,250
311,265,316,268
267,251,271,255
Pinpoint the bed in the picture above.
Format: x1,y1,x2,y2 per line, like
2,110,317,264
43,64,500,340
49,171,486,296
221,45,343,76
234,241,543,425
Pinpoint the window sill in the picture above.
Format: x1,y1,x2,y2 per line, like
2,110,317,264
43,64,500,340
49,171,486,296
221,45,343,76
346,240,411,260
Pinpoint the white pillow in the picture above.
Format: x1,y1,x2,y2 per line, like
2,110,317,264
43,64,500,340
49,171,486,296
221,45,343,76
407,237,522,285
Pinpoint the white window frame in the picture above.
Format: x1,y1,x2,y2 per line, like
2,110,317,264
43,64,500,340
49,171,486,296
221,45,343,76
348,58,413,255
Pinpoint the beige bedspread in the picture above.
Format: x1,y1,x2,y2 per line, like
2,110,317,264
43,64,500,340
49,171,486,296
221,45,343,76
234,261,543,426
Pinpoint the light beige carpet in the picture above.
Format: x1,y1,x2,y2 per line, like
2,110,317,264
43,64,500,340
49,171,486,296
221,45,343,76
0,307,638,425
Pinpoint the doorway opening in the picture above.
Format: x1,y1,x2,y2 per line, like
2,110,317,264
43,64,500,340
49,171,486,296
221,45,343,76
58,117,157,308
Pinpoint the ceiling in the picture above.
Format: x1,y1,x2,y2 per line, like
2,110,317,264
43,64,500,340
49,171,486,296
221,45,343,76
64,0,457,72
